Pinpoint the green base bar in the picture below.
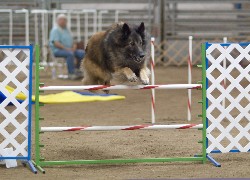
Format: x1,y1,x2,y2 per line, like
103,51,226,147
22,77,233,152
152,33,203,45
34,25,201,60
40,157,204,166
37,165,45,174
32,160,45,174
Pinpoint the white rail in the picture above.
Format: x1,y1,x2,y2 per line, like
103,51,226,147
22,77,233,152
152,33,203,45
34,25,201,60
39,84,202,91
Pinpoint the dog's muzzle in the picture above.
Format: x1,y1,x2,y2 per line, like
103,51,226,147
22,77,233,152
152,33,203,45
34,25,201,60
133,52,145,63
134,56,143,63
139,52,145,58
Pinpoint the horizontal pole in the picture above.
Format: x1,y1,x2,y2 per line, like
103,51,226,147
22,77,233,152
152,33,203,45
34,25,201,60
41,124,203,132
0,9,12,13
39,84,202,91
40,157,204,166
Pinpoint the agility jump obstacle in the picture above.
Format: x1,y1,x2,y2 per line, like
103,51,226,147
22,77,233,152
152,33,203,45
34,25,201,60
0,45,37,173
33,42,249,173
33,44,206,173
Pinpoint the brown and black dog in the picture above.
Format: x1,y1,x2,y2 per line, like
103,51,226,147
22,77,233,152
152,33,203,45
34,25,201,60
81,22,150,92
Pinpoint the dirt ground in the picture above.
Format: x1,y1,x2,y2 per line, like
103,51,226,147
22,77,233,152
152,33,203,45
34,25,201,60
1,66,250,179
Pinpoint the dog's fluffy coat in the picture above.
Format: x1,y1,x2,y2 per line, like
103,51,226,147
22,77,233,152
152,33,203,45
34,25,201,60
81,22,150,89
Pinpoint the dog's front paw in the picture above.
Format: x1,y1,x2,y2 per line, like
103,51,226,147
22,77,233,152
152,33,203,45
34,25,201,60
140,76,149,85
140,69,150,85
145,67,151,76
127,73,138,82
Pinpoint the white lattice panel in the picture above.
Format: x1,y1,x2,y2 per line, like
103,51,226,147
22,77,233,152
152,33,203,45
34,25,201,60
206,43,250,153
0,47,31,158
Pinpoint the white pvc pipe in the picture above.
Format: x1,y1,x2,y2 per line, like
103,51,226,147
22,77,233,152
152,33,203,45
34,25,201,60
115,10,129,22
9,11,13,45
34,13,39,45
67,11,71,31
83,9,97,31
76,13,81,41
98,10,108,31
151,37,155,124
52,11,56,27
15,9,29,45
31,10,49,65
45,13,49,64
39,84,202,91
0,9,13,45
188,36,193,121
115,10,119,22
93,11,97,34
41,124,203,132
45,12,48,45
84,12,89,48
25,10,29,45
41,12,46,64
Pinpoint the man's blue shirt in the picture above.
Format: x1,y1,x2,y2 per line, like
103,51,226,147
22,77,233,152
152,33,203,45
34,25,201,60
49,26,73,53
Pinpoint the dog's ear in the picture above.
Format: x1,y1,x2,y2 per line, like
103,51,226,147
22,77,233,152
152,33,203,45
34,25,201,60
137,22,145,41
137,22,145,34
122,23,131,38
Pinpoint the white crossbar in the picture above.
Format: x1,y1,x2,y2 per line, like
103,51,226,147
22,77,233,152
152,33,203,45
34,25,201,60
40,84,202,91
41,124,203,132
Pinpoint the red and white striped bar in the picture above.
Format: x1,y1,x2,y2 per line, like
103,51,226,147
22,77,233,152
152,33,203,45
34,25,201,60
151,37,156,124
41,124,203,132
187,36,193,121
40,84,202,91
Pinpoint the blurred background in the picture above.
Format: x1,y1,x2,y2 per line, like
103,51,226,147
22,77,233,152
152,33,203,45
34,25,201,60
0,0,250,66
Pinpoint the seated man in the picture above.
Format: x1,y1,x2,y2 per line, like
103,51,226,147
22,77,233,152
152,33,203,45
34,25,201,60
49,14,84,80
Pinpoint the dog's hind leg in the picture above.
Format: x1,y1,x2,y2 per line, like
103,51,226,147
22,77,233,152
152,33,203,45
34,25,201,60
97,79,111,94
82,73,96,85
82,75,100,93
103,80,111,94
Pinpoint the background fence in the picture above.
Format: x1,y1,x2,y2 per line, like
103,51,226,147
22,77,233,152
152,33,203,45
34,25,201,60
155,36,250,66
0,0,250,66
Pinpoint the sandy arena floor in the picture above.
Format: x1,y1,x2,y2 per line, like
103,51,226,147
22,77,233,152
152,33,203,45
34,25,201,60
1,66,250,179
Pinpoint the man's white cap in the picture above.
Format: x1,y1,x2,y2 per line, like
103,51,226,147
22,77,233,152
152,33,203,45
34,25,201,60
57,13,67,20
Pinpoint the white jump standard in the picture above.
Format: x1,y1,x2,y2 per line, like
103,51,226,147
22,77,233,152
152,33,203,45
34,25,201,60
0,45,37,173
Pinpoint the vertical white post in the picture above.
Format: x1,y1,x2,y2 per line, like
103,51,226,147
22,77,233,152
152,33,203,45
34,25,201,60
222,37,227,108
84,12,89,49
151,37,155,124
9,10,13,45
98,10,108,31
93,11,97,34
98,11,102,31
114,10,128,23
76,13,81,41
115,10,119,22
187,36,193,121
15,9,29,45
0,10,13,45
41,12,47,65
25,10,29,45
31,10,50,64
34,13,39,45
52,10,56,27
45,12,49,64
67,11,71,31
